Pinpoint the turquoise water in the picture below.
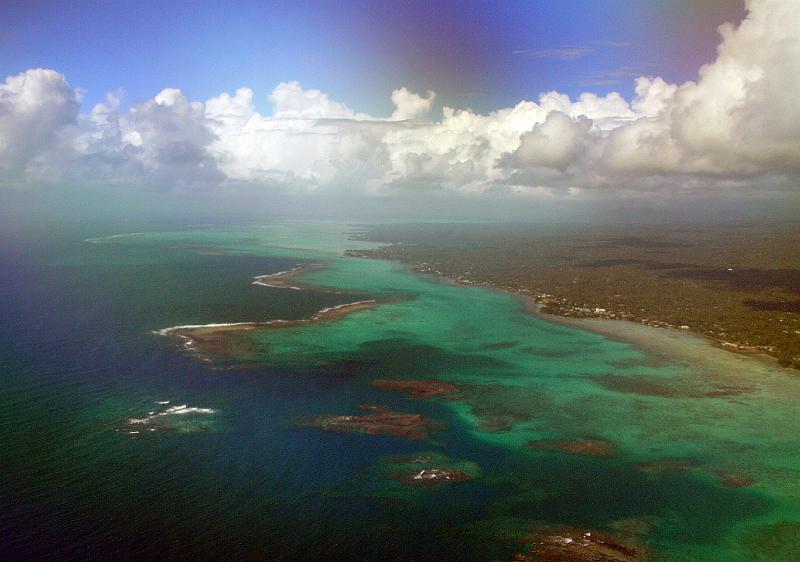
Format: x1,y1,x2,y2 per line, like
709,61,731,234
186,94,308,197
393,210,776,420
2,222,800,560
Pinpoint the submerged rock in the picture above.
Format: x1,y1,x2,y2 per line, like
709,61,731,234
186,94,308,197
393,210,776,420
595,374,755,399
528,438,616,458
366,451,481,495
121,402,219,434
371,379,461,399
388,454,434,464
629,458,701,475
630,460,754,488
394,467,471,486
733,521,800,560
304,403,443,440
478,415,517,433
713,470,754,488
514,525,650,561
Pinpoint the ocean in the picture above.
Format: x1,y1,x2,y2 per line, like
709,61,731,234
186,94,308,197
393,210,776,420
2,221,799,561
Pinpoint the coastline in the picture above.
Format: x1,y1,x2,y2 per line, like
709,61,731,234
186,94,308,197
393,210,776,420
345,224,800,371
363,253,797,376
469,275,791,370
509,291,800,383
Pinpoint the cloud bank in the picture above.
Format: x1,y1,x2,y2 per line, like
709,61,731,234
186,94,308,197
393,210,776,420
0,0,797,203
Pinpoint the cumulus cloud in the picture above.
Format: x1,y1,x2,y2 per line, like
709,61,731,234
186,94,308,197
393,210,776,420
0,69,80,183
390,87,436,121
269,80,367,120
510,112,593,171
204,82,390,188
0,0,797,199
71,86,222,188
599,0,800,178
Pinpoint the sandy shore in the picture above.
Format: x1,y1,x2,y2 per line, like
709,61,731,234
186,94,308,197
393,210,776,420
528,297,800,381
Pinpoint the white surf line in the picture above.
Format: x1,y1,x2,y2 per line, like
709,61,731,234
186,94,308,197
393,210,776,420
153,300,381,338
251,266,305,290
84,232,146,243
128,403,216,426
152,322,257,336
314,300,377,316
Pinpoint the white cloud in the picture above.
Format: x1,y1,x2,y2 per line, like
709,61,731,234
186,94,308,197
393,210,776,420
510,112,593,171
205,82,389,187
269,80,366,120
390,87,436,121
64,86,223,189
0,68,80,183
598,0,800,178
630,76,677,116
0,0,797,199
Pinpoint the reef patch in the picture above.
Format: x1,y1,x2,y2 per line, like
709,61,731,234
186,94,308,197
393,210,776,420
304,404,444,440
513,524,650,561
528,438,616,458
370,379,461,399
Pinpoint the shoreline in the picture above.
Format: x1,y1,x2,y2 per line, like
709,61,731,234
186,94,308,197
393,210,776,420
468,275,787,369
361,253,797,375
510,291,800,381
509,291,795,373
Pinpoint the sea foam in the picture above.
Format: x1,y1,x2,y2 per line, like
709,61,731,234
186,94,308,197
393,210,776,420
152,322,255,336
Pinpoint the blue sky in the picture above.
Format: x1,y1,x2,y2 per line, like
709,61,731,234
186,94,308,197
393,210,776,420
1,0,744,114
3,0,796,221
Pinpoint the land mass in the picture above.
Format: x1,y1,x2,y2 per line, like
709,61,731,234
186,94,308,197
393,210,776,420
347,222,800,369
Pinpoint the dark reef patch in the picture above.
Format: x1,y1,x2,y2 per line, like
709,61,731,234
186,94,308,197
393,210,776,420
393,468,471,486
713,470,754,488
303,403,444,440
630,458,702,476
528,438,616,458
594,375,754,399
514,524,651,561
733,521,800,560
371,379,461,399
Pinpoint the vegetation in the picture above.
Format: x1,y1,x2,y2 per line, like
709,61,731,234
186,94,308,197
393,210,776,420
348,222,800,369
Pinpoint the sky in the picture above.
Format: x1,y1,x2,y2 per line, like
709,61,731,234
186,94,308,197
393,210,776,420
1,0,798,222
1,0,745,113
